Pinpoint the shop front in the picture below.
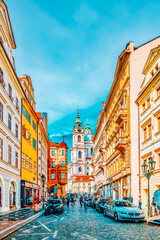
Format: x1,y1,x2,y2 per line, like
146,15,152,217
21,180,39,208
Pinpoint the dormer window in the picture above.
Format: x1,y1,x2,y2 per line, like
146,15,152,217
150,70,154,77
155,64,159,72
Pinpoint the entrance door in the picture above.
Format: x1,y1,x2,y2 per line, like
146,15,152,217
154,190,160,207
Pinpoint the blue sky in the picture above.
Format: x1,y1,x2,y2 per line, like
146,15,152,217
5,0,160,160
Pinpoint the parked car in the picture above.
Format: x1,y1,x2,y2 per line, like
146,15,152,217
91,197,98,208
86,197,93,206
103,200,145,222
45,199,64,215
96,198,109,213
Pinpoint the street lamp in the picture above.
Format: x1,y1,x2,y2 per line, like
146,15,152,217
141,157,156,217
108,177,113,199
41,174,46,209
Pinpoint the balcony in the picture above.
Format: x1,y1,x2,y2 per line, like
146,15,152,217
59,163,67,171
115,108,127,124
99,144,105,153
115,135,128,151
59,178,67,185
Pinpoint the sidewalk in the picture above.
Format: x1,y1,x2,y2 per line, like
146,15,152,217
147,216,160,225
0,207,44,239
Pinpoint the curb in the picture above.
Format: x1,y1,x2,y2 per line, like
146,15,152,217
147,220,160,226
0,210,45,239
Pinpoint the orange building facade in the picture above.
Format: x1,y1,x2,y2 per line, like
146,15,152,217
48,138,68,197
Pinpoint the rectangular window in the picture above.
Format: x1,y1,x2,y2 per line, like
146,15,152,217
158,117,160,132
51,173,55,179
22,153,25,168
22,105,26,115
15,151,18,168
52,161,55,167
142,103,145,112
32,120,37,131
15,123,18,138
157,87,160,97
26,156,29,169
78,183,80,186
148,124,151,138
51,151,55,156
8,145,12,164
62,173,64,179
16,97,19,111
59,150,61,156
147,98,150,107
29,158,32,171
28,114,31,123
62,161,65,167
0,102,3,121
8,84,12,99
0,68,3,80
0,138,3,160
62,150,64,156
33,139,36,150
144,128,147,141
34,161,36,174
8,113,11,130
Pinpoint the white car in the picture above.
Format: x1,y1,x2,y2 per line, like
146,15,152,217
103,200,145,222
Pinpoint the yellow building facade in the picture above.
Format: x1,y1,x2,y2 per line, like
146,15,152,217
19,76,39,207
136,46,160,215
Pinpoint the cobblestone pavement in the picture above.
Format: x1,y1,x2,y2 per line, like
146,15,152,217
4,200,160,240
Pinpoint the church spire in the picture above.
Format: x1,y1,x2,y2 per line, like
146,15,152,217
74,109,83,129
86,119,91,129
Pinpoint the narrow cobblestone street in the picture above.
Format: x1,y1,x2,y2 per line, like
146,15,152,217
5,200,160,240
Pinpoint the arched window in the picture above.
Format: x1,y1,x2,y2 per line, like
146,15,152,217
78,151,81,158
78,135,81,142
78,167,81,172
91,148,93,155
10,182,16,208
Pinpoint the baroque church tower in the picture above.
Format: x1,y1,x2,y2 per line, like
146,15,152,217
66,110,93,194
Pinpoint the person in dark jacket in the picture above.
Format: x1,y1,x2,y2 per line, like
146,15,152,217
66,196,70,208
79,196,83,207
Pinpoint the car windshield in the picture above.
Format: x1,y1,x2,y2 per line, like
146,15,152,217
115,201,134,207
50,200,61,204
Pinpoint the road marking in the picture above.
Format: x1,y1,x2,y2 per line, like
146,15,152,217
41,237,49,240
22,229,31,233
53,230,58,238
38,221,51,232
61,217,64,220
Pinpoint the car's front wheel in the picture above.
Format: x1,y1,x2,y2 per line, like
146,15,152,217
114,212,118,222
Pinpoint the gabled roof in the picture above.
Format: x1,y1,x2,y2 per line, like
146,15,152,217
143,45,160,75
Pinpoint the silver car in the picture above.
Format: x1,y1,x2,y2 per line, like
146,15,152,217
103,200,145,222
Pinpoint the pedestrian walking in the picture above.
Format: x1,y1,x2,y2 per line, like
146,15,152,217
79,196,83,207
138,197,142,210
71,196,74,205
84,197,87,211
152,197,158,216
128,195,133,203
66,196,70,208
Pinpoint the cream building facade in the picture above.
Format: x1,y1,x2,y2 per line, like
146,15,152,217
136,45,160,213
0,1,24,212
91,37,160,205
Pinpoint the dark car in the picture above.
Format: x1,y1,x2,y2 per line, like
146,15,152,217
86,197,93,206
96,198,109,213
91,197,98,208
45,199,64,215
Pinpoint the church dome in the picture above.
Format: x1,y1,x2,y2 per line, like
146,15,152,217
59,136,68,148
74,109,83,129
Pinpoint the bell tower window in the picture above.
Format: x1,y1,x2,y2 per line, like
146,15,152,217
78,135,81,142
78,151,81,158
